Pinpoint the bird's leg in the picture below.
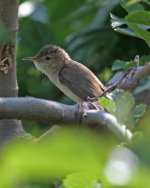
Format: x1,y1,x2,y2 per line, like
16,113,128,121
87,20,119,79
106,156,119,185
86,97,104,110
87,96,98,102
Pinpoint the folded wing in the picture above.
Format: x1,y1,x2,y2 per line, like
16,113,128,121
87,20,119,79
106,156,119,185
59,61,105,101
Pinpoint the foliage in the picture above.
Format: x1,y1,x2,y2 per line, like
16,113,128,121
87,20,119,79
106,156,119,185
134,77,150,93
111,10,150,47
17,0,150,102
0,0,150,187
111,0,150,47
99,90,146,129
0,128,115,188
16,0,150,134
111,59,129,71
0,124,150,188
110,0,150,108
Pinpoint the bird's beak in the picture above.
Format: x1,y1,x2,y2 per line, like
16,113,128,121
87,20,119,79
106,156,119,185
22,56,37,62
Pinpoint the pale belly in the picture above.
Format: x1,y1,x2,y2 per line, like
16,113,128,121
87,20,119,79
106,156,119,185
34,62,82,102
48,75,82,102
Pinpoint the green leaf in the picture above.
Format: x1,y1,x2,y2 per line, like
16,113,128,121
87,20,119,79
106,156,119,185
110,13,127,29
131,131,143,142
133,104,147,118
126,104,147,128
112,60,129,71
140,56,150,65
113,90,135,123
0,128,115,187
99,97,116,114
113,27,136,37
134,77,150,94
121,0,144,13
110,13,136,36
111,10,150,47
125,10,150,47
126,10,150,26
63,172,101,188
128,23,150,47
126,0,141,7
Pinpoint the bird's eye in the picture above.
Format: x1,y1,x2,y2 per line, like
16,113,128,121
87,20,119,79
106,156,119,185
45,56,51,61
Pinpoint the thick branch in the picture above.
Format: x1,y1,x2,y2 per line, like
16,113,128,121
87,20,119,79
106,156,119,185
0,97,77,124
0,97,132,141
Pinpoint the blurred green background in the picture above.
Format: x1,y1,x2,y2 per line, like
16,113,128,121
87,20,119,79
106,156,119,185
17,0,150,135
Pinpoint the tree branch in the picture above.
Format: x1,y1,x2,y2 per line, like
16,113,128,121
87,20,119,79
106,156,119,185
108,63,150,90
1,62,149,141
0,97,132,141
0,0,25,147
0,97,77,124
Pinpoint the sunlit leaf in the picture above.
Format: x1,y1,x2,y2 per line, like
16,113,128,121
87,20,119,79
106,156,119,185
111,10,150,47
99,97,116,114
126,0,141,7
0,128,115,187
126,10,150,47
110,13,127,29
63,172,101,188
110,13,136,36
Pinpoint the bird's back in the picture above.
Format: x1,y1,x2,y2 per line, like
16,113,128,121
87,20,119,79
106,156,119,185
59,60,106,101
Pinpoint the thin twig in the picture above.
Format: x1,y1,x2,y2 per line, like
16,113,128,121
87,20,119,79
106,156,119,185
108,59,150,90
89,55,140,101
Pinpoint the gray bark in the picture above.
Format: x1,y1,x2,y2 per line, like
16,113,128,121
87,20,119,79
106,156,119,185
0,58,149,142
0,97,132,141
108,63,150,106
0,0,25,147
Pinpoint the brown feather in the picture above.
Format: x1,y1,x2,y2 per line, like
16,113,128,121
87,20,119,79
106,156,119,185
59,61,105,101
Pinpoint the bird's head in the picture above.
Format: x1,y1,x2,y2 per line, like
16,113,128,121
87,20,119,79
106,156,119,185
23,44,71,72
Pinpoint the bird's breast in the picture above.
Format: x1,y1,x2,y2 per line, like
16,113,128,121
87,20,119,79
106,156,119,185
34,62,81,101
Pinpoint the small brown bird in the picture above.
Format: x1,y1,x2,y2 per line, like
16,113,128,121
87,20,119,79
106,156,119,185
23,44,106,103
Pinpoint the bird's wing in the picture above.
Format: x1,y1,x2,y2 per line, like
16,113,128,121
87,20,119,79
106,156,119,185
59,61,105,101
